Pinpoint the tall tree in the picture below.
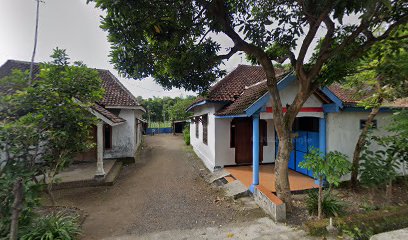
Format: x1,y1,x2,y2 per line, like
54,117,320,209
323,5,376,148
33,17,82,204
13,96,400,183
90,0,408,206
344,26,408,188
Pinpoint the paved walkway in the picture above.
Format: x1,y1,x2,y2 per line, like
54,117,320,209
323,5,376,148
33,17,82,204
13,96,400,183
51,135,310,239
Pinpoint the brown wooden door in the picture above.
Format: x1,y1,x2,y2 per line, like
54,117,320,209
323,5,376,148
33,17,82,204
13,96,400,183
234,118,266,164
235,118,252,164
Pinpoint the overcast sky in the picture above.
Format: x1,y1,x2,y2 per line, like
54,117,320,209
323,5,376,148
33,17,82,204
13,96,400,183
0,0,246,98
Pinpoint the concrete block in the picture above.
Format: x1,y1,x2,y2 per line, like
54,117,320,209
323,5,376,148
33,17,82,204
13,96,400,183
223,180,250,199
254,186,286,222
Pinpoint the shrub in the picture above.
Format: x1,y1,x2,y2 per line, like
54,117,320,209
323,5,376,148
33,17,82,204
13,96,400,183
304,205,408,238
20,211,81,240
183,126,190,145
306,190,344,218
0,164,41,238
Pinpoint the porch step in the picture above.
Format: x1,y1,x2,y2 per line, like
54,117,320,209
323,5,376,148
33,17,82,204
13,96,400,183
207,169,231,183
224,180,250,199
104,161,123,186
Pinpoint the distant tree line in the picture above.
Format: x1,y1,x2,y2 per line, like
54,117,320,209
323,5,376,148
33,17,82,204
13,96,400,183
138,96,195,123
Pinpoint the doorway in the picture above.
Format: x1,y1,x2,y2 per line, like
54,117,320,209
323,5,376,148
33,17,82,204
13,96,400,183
275,117,319,177
233,118,266,164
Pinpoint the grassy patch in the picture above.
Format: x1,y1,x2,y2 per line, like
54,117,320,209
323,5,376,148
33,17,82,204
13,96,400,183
304,205,408,239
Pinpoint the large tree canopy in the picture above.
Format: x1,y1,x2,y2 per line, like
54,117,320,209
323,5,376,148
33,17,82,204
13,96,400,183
91,0,408,206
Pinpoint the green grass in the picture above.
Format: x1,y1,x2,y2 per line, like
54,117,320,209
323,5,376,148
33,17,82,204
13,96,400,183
148,121,172,128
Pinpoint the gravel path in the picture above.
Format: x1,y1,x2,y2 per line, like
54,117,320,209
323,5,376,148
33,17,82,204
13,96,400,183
52,135,264,239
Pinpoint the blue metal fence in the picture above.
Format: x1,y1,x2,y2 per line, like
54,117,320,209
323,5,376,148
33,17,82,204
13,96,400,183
146,127,173,135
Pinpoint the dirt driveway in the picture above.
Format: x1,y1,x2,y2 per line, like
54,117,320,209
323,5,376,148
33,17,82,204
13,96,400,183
52,135,264,239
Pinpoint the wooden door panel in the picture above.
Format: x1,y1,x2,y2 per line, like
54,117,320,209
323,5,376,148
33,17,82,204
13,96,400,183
235,119,252,164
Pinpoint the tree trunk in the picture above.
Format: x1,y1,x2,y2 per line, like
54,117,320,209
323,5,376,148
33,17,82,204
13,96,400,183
350,105,382,189
10,178,23,240
318,176,323,220
275,133,293,209
29,0,40,84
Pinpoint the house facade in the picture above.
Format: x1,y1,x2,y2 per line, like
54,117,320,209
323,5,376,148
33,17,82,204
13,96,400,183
187,65,404,182
0,60,146,177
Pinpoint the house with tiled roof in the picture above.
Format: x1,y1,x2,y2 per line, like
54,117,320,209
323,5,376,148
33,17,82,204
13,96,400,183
186,64,406,181
0,60,146,177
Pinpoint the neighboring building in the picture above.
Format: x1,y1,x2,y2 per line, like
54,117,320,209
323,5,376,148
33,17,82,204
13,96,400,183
187,64,406,178
0,60,146,177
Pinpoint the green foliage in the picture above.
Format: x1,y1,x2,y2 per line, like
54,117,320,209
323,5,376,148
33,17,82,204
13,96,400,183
0,48,103,237
167,97,195,121
20,212,81,240
89,0,407,93
0,48,104,174
142,96,195,123
305,205,408,238
343,25,408,109
306,190,344,217
0,164,41,238
299,148,351,188
183,126,190,145
359,135,402,189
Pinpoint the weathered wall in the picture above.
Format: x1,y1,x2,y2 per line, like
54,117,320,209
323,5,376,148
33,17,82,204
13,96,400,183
104,109,136,159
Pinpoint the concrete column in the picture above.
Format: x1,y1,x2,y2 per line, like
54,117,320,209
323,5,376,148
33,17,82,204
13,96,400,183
95,121,105,178
316,115,327,185
250,113,260,193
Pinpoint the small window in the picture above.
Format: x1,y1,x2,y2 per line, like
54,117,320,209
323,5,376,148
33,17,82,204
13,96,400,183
202,114,208,145
103,124,112,149
195,116,199,138
230,121,236,148
360,119,377,129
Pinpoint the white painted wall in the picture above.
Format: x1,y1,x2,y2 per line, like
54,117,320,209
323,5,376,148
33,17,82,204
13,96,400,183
326,111,392,158
190,103,219,170
214,118,234,167
104,109,144,159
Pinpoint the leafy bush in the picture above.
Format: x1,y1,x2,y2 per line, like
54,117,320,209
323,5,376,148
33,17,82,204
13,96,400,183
20,212,81,240
306,190,344,217
0,164,41,238
183,126,190,145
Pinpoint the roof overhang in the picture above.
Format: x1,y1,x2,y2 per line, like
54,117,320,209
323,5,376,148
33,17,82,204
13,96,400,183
89,108,125,126
105,105,146,112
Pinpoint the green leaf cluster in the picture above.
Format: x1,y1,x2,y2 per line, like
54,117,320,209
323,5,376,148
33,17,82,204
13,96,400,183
299,148,351,188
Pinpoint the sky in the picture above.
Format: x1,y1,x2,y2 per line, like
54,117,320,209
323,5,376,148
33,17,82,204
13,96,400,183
0,0,242,98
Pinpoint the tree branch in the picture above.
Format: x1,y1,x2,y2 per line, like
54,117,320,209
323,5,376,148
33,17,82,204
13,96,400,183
216,46,238,60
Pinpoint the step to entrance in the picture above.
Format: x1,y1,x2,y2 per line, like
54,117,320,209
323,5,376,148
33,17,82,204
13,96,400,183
223,180,250,199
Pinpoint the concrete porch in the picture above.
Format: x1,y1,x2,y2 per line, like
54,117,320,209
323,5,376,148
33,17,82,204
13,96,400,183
225,164,318,193
42,160,123,190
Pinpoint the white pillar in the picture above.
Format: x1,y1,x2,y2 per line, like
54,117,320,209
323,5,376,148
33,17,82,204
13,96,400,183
95,121,105,177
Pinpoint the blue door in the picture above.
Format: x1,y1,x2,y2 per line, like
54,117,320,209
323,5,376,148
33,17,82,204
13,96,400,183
275,117,320,178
